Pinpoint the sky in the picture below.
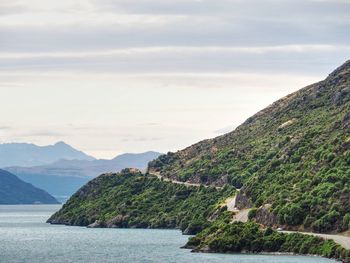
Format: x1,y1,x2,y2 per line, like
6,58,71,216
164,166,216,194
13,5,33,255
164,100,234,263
0,0,350,158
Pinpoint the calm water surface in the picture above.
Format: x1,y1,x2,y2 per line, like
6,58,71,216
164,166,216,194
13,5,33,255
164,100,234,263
0,205,336,263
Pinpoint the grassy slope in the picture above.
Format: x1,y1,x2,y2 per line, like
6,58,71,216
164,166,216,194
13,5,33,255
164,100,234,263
148,60,350,233
48,169,234,234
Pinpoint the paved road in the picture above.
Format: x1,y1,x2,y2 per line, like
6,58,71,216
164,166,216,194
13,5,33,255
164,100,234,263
223,190,251,223
152,173,350,250
222,197,238,211
282,231,350,250
224,195,350,250
149,171,204,187
149,171,222,188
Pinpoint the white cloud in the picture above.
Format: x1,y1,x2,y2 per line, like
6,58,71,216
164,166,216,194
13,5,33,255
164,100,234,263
0,0,349,157
0,44,346,59
0,70,322,158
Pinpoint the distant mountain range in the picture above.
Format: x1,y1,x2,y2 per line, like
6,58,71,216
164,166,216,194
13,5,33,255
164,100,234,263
0,141,94,167
6,151,162,202
0,169,59,204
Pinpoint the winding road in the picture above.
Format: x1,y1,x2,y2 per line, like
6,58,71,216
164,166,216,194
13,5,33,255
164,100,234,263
225,194,350,250
281,231,350,250
150,171,350,250
149,171,222,188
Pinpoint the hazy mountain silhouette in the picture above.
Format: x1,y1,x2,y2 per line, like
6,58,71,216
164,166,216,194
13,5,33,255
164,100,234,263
0,169,59,204
6,151,162,202
0,141,95,167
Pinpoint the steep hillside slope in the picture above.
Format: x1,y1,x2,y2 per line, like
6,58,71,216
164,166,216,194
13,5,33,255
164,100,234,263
6,151,161,201
0,169,59,204
148,60,350,233
48,168,234,234
0,141,94,167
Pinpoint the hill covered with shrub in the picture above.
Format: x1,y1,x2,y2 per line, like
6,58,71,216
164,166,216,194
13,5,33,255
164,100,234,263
149,60,350,233
48,168,234,235
186,212,350,263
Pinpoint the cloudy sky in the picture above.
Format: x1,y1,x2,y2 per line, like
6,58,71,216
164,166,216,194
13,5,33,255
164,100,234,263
0,0,349,158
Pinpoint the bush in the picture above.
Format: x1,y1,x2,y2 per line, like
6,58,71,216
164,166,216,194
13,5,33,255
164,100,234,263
187,220,350,263
248,208,258,220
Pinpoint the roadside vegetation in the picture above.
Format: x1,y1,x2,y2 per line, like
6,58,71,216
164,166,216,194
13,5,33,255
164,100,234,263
48,169,234,235
186,212,350,263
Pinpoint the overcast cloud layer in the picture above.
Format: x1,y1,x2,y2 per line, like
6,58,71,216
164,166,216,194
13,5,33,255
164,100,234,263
0,0,349,158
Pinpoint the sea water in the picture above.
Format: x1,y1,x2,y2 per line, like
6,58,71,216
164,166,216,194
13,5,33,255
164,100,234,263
0,205,336,263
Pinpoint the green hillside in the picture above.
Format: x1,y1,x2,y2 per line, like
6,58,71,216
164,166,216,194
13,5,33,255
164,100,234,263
186,213,350,263
48,168,234,234
149,60,350,233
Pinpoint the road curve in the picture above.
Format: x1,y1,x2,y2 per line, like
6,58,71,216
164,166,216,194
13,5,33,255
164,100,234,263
224,195,350,250
149,171,222,188
151,173,350,250
282,231,350,250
